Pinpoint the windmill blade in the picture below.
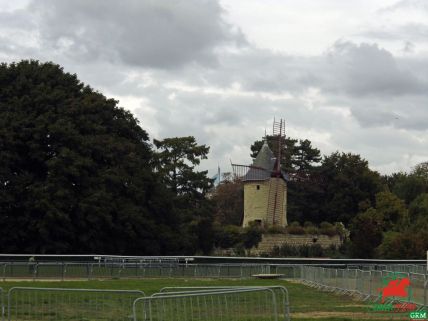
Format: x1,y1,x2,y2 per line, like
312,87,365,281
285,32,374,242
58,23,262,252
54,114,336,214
272,118,286,173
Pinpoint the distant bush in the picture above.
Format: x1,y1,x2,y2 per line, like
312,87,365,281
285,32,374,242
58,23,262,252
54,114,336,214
266,225,287,234
319,221,338,237
290,221,301,227
287,225,305,235
242,225,263,249
269,243,325,257
320,221,333,229
286,221,305,235
213,224,262,250
213,225,242,248
308,244,324,257
303,221,314,227
304,226,319,235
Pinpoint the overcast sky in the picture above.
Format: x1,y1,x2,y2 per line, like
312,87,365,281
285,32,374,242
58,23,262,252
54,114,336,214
1,0,428,175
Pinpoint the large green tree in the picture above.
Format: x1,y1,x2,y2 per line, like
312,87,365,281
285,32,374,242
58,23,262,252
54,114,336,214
154,136,214,254
211,175,244,226
318,152,381,224
250,136,321,173
349,208,383,258
409,193,428,220
374,191,408,230
385,163,428,204
0,60,181,254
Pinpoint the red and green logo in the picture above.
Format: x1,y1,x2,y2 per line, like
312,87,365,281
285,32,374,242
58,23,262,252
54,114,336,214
370,271,426,319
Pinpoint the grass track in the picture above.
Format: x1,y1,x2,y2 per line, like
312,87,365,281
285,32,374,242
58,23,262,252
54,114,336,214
0,278,407,320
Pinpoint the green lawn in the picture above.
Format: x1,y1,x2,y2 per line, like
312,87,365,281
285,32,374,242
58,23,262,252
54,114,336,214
0,278,413,320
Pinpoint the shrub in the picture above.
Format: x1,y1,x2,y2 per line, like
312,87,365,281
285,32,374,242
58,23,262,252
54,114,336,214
242,225,262,249
278,244,299,257
287,221,305,235
319,221,337,237
213,224,263,250
320,221,333,229
270,246,281,256
213,225,242,248
303,221,314,227
267,225,287,234
307,244,324,257
334,222,347,239
299,244,310,257
287,225,305,235
304,226,319,235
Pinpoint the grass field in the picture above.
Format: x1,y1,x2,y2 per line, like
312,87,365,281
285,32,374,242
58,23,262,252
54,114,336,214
0,277,407,321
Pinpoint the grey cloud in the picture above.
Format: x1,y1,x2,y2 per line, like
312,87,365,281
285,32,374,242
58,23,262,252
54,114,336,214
131,80,428,175
349,95,428,131
378,0,428,13
170,41,426,99
366,1,428,45
129,84,347,172
144,41,426,99
88,37,428,134
2,0,428,174
322,41,425,96
361,23,428,43
0,9,34,29
3,0,246,69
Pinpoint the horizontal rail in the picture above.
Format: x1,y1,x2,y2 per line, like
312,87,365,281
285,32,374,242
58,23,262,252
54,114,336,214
0,254,425,265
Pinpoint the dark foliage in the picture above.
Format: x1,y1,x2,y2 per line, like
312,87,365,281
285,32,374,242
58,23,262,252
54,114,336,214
0,60,182,254
154,136,214,254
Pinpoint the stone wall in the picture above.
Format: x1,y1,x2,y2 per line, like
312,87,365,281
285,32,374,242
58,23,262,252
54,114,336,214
250,233,342,255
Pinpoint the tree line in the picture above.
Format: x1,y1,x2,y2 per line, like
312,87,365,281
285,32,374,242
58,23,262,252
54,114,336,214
214,135,428,258
0,61,213,254
1,60,427,258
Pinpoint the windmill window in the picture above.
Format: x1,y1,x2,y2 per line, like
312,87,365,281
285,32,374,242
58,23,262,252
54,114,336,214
256,185,260,190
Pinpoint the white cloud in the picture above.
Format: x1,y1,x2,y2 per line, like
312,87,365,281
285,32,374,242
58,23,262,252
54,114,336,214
1,0,428,175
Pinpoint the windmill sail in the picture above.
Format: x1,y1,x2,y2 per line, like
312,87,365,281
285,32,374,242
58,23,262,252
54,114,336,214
266,118,286,225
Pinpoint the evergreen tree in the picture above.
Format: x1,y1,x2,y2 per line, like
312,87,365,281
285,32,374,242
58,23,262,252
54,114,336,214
154,136,214,254
212,175,244,226
318,152,381,224
0,60,180,254
349,208,383,258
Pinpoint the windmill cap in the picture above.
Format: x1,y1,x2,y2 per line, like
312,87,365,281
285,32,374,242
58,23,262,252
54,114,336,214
253,141,276,171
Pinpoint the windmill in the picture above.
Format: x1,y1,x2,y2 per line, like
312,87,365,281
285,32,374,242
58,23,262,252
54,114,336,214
232,118,288,227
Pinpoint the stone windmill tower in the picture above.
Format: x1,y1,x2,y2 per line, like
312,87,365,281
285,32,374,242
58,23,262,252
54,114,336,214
232,119,288,227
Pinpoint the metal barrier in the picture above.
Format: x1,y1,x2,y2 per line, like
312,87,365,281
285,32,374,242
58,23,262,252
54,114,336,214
0,286,289,320
133,287,280,321
0,262,274,280
0,261,425,280
0,288,3,321
300,266,428,308
157,286,290,321
7,287,145,321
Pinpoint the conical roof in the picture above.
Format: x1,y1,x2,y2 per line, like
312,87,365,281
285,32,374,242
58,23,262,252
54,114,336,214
243,141,276,181
253,141,275,171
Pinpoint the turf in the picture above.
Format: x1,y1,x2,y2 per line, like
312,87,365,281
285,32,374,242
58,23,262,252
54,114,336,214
0,278,411,320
